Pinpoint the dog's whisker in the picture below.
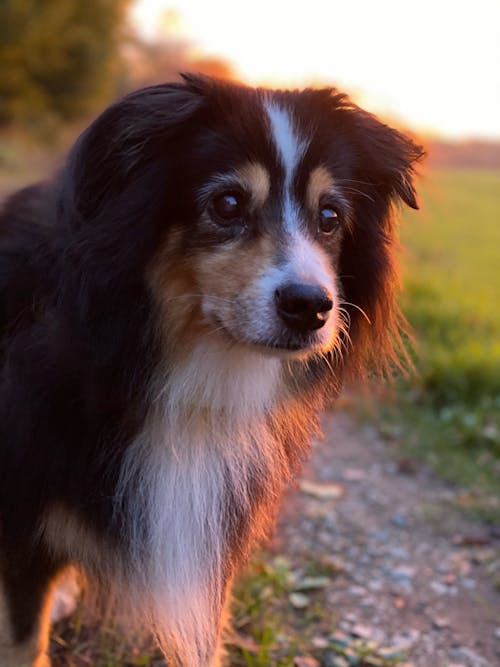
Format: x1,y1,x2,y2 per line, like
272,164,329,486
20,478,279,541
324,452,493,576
320,349,337,376
340,301,372,325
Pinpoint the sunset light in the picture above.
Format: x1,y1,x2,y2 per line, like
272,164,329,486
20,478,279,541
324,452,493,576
131,0,500,140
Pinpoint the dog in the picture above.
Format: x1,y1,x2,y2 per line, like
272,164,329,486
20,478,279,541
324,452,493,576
0,74,423,667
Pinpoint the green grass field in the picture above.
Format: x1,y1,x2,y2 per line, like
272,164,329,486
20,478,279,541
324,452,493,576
402,168,500,398
379,168,500,518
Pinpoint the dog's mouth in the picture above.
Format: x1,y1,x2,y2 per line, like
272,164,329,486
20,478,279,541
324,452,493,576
208,316,328,358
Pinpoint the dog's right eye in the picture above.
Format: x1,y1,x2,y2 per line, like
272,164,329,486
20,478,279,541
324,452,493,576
212,192,244,223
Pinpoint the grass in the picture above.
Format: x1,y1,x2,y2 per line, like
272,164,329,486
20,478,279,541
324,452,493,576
228,556,409,667
377,168,500,520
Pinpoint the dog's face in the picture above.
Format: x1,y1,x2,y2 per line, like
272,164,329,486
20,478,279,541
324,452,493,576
157,101,352,358
69,75,423,374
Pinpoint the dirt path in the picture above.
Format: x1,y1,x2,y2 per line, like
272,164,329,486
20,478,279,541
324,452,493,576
274,407,500,667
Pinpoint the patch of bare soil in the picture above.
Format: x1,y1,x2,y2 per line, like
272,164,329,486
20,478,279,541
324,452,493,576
274,408,500,667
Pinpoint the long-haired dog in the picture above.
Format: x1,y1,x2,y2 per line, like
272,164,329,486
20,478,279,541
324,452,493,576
0,75,423,666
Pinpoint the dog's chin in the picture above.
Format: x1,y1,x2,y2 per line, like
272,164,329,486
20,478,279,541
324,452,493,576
209,319,330,360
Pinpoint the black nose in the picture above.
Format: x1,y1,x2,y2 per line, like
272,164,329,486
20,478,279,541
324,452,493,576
275,283,333,333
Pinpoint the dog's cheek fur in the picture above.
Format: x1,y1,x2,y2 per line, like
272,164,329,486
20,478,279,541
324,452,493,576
147,226,279,351
148,227,204,349
193,234,278,339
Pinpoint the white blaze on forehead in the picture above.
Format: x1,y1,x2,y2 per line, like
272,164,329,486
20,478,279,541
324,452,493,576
266,103,305,178
265,102,309,232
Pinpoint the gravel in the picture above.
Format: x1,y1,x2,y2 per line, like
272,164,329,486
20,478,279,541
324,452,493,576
274,408,500,667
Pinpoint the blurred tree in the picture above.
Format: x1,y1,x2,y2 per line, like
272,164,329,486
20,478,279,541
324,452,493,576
0,0,129,130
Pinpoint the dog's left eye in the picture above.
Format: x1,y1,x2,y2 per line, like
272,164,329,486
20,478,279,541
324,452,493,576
212,192,244,222
319,206,340,234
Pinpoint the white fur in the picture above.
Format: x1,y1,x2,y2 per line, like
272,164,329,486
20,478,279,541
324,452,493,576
265,102,309,233
115,341,286,666
265,103,306,190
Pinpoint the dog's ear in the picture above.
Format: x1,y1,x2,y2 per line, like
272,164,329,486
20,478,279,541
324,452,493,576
56,80,207,355
327,99,424,382
64,81,205,221
310,88,424,211
352,109,424,210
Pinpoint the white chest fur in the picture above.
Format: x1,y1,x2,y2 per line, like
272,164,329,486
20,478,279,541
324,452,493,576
116,340,285,665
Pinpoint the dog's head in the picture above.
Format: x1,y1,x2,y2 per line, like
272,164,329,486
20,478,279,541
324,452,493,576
61,74,423,381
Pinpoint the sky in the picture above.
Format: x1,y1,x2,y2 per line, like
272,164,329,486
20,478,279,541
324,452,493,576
130,0,500,140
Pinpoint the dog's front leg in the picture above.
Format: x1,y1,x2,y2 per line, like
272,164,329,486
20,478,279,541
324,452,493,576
0,542,61,667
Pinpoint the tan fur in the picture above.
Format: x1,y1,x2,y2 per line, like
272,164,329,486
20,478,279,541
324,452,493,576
149,231,281,356
196,234,276,308
148,230,204,349
238,162,270,207
306,166,353,233
196,162,270,212
306,165,336,211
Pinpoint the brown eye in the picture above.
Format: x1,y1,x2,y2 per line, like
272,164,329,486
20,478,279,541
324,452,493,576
213,192,243,222
319,206,340,234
